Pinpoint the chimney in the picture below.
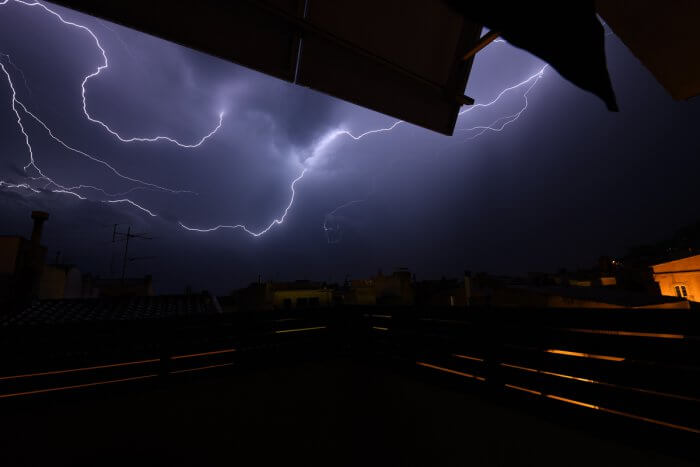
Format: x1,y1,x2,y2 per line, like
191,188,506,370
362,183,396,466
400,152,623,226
30,211,49,246
464,270,472,308
26,211,49,303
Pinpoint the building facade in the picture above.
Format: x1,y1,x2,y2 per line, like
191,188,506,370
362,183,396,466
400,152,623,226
0,211,49,311
270,281,333,309
652,254,700,303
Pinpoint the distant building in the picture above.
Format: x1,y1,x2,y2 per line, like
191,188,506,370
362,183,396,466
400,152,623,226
489,284,689,309
224,283,270,312
1,211,159,306
468,274,689,309
226,280,335,311
415,278,465,307
652,254,700,302
348,279,376,305
84,275,155,298
543,260,619,288
373,268,414,305
341,269,416,306
0,211,49,311
567,277,617,287
270,281,333,310
39,264,83,299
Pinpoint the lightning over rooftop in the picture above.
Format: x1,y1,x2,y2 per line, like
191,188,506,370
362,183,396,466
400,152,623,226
1,0,552,240
0,0,697,295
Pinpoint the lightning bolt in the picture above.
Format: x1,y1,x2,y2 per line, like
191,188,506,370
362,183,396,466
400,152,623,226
312,66,548,243
104,199,158,217
323,179,376,244
0,180,40,193
183,65,548,238
0,0,220,218
183,63,548,239
0,52,31,96
178,169,308,237
13,97,194,194
1,0,224,147
1,0,550,242
455,65,547,140
0,56,177,216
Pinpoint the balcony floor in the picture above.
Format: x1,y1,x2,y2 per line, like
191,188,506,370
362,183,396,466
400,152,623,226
1,357,693,467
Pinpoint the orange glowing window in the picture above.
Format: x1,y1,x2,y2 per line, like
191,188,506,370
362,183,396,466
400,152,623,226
674,284,688,298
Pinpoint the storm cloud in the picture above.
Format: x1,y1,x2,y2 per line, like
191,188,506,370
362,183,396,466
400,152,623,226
1,1,699,293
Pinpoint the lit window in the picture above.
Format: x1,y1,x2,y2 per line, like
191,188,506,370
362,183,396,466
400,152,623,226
674,285,688,298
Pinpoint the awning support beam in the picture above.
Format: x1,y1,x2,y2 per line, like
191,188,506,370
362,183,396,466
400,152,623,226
461,30,501,62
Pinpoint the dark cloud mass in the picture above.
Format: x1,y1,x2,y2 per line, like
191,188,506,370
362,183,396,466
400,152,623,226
1,1,699,294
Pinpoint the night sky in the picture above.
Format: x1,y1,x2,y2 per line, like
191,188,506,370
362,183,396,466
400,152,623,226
1,1,699,294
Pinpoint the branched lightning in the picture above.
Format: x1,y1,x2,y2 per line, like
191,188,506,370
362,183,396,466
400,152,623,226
2,0,224,147
185,63,548,239
14,98,193,194
458,65,546,118
0,0,218,218
0,52,31,95
455,65,547,140
0,180,40,193
0,57,173,216
323,178,376,244
334,120,405,141
104,199,158,217
313,66,548,243
1,0,550,241
178,169,308,237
